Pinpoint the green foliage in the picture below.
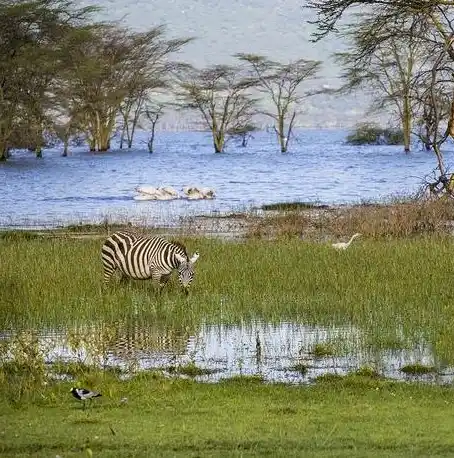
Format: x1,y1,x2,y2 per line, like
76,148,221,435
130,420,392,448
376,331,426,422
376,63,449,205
346,122,404,145
354,366,381,378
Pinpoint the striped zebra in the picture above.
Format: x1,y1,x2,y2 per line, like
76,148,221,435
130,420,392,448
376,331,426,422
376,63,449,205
101,231,199,294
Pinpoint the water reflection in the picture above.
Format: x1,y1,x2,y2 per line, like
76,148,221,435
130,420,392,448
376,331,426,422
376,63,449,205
3,320,453,384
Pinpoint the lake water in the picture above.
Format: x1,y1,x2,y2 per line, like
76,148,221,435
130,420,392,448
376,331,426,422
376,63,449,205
1,129,451,229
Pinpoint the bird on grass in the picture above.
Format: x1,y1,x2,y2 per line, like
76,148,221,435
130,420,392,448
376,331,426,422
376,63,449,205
70,387,102,409
332,233,361,250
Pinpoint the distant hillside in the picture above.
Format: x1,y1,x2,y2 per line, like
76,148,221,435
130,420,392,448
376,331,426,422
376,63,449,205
77,0,377,128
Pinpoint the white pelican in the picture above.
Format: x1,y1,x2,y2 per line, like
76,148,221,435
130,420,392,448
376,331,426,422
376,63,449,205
332,233,361,250
182,186,216,200
134,186,179,201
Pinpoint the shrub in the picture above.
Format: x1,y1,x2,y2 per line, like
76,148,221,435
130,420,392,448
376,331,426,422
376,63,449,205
346,122,404,146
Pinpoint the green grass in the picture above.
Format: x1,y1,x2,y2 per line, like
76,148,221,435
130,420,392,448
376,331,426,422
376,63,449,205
2,374,454,457
2,234,454,363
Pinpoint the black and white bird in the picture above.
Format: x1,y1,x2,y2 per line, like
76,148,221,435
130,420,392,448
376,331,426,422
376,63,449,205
70,387,102,408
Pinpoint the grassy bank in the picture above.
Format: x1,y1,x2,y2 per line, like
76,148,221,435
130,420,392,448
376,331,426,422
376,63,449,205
2,373,454,457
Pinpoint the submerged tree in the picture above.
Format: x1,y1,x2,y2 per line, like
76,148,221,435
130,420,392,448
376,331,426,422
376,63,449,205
62,24,191,152
334,15,429,152
176,64,256,153
306,0,454,185
227,123,259,147
236,54,321,153
0,0,97,160
143,102,165,153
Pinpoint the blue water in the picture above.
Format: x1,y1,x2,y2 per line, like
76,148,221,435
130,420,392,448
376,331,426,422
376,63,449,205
0,129,450,228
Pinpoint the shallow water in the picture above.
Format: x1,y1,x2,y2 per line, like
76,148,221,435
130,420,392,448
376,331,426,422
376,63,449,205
1,129,451,228
6,320,452,385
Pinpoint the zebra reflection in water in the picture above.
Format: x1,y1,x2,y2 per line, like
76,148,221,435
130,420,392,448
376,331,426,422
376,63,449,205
101,231,199,294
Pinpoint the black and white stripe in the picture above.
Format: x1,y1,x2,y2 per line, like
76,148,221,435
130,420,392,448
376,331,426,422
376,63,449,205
101,231,199,293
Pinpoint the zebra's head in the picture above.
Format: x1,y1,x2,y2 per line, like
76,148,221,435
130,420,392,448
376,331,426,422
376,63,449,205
177,251,199,294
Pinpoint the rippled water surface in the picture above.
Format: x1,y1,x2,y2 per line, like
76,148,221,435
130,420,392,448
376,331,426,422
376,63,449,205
1,129,452,228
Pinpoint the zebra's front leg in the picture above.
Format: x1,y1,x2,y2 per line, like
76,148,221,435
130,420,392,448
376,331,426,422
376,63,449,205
152,271,171,294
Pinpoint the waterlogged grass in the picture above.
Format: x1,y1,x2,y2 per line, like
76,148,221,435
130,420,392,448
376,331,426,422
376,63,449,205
2,374,454,457
400,363,438,375
2,233,454,362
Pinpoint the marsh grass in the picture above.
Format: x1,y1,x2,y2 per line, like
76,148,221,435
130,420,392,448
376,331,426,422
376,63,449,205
166,362,218,377
288,363,309,374
2,228,454,367
310,342,336,357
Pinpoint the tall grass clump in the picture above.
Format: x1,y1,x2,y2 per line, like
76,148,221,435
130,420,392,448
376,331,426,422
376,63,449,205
248,198,454,240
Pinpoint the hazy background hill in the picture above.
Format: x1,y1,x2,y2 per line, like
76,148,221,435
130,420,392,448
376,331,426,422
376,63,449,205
76,0,376,129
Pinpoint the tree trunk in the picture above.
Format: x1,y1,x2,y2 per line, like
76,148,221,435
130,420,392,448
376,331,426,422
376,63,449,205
277,116,286,153
402,96,411,153
448,96,454,138
241,133,247,147
148,121,157,153
88,135,96,152
119,123,125,149
35,146,42,158
98,125,111,151
433,143,446,176
213,131,224,153
62,140,68,157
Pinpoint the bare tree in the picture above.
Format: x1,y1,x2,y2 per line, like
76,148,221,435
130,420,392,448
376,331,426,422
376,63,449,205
176,64,256,153
143,102,165,153
236,54,321,152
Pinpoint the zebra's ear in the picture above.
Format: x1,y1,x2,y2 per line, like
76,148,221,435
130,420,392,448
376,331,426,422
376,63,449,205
190,251,200,264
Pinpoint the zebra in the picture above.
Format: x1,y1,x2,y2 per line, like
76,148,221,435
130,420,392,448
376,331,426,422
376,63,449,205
101,231,199,294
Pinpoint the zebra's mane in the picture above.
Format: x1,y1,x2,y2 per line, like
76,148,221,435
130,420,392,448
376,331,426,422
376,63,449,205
170,240,189,260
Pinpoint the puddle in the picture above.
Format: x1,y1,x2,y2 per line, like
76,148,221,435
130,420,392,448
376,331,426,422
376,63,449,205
3,321,453,384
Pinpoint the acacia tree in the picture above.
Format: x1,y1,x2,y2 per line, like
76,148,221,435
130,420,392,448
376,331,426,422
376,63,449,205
117,33,193,150
334,15,428,152
62,25,190,152
236,54,321,152
0,0,97,160
176,64,256,153
307,0,454,177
